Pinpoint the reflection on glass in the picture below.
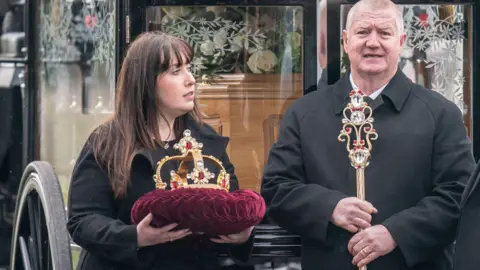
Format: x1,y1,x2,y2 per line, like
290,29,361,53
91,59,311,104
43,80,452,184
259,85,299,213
317,0,327,83
147,6,304,192
39,0,116,203
340,4,472,135
0,2,25,58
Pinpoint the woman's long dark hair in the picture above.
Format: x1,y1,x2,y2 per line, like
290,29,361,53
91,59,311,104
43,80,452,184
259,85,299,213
91,32,203,198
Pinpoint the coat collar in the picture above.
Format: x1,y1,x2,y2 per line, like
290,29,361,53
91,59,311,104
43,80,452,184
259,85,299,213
333,69,413,115
134,115,229,169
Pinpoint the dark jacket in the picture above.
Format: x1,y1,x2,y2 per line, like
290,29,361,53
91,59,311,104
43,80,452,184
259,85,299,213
67,116,254,270
261,70,474,270
453,160,480,270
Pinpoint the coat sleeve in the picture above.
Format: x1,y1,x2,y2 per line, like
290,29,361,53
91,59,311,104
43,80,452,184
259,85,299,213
382,102,475,267
67,143,138,265
261,106,348,243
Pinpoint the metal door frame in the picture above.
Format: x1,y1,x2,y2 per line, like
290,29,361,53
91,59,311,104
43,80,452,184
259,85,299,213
3,0,39,168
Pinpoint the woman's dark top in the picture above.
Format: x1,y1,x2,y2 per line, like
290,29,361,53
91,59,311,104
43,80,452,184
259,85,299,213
67,117,254,270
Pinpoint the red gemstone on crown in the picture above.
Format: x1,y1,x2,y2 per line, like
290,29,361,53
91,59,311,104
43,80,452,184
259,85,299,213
186,141,192,149
221,179,226,187
365,127,371,131
172,181,177,189
198,172,205,180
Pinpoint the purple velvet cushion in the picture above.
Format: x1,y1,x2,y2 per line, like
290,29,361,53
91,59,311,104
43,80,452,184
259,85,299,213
131,188,266,235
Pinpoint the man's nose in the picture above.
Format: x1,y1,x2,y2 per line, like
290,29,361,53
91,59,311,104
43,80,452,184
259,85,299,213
366,32,380,47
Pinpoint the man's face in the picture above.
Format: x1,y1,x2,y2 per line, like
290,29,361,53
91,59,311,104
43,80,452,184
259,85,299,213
343,6,406,76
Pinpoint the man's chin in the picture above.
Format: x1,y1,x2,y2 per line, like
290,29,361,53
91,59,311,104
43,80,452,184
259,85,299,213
358,66,388,75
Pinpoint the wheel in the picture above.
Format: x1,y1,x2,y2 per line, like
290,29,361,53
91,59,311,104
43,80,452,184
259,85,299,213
9,161,72,270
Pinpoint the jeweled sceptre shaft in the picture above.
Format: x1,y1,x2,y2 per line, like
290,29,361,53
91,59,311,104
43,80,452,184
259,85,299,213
338,88,378,270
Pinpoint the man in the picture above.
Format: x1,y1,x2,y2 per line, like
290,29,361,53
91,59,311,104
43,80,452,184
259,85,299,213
261,0,475,270
453,161,480,270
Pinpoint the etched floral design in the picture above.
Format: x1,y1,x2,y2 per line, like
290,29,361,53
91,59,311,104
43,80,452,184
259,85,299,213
40,0,116,110
403,5,466,113
156,7,303,79
161,13,267,76
40,1,115,69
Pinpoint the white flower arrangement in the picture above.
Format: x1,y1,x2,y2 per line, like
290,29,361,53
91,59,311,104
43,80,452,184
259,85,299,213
159,7,303,79
162,12,268,77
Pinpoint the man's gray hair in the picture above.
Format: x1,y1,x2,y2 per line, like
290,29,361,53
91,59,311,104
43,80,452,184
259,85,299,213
345,0,404,34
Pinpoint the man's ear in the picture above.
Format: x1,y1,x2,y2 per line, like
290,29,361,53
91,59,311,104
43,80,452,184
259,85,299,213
342,30,349,53
399,32,407,48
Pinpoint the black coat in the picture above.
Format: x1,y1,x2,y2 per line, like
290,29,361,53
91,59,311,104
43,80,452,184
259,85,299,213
261,70,475,270
67,117,254,270
453,160,480,270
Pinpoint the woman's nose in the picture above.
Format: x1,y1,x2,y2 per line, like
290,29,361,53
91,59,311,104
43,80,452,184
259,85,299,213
185,70,196,85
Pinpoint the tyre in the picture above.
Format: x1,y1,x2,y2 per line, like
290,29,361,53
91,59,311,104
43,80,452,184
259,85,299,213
9,161,72,270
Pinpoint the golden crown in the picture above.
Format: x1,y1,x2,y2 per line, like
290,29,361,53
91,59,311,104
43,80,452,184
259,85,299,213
154,129,230,191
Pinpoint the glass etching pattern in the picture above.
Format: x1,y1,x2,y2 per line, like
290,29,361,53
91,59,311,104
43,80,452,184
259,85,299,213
149,7,303,81
403,5,467,114
39,0,116,207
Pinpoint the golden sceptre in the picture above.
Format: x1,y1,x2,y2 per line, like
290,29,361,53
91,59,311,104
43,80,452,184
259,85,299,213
338,88,378,270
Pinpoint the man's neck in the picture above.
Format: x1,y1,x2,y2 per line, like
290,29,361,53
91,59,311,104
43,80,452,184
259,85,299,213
350,69,396,95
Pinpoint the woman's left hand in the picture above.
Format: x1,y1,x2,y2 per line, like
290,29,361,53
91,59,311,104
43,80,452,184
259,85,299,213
210,226,254,244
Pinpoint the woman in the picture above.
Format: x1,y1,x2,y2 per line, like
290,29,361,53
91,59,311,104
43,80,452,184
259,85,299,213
67,32,254,270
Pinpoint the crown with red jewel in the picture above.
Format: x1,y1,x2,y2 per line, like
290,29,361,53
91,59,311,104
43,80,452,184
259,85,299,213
154,129,230,191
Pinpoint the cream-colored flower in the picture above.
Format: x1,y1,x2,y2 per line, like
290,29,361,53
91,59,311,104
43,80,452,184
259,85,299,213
206,6,223,16
231,35,247,52
200,41,216,56
213,29,228,47
247,50,278,73
161,15,170,25
163,7,191,18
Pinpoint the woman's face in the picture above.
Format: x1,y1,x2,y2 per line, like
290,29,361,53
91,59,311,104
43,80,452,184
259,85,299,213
157,57,196,120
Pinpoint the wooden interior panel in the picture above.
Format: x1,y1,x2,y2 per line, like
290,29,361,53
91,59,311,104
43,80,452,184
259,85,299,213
198,74,302,192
